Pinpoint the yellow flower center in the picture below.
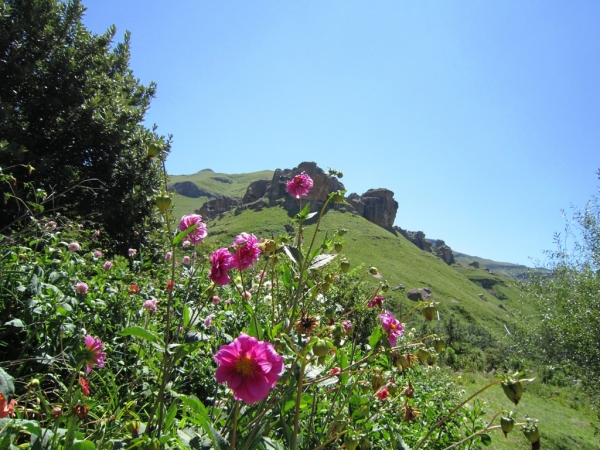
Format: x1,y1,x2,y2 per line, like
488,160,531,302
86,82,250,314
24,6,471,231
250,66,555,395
235,355,255,376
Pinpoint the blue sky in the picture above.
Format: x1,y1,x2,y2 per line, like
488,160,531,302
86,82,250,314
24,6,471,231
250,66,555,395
83,1,600,266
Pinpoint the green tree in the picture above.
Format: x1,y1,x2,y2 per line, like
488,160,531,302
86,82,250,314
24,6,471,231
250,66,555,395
0,0,168,253
519,170,600,401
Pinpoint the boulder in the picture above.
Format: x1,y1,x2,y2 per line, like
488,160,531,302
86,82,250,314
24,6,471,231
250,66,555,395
406,287,433,302
469,261,480,269
242,179,271,204
434,240,455,265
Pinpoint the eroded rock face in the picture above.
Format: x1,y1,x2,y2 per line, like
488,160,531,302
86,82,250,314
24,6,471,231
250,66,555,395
346,189,398,228
197,195,242,220
265,161,345,211
168,181,214,199
395,228,432,252
242,179,270,204
434,240,455,265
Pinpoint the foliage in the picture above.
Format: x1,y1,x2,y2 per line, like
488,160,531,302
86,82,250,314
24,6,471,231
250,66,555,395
0,164,540,449
517,171,600,403
0,0,168,254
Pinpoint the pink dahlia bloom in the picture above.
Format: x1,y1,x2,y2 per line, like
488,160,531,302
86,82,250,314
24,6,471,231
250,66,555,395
165,251,172,261
143,298,158,312
209,247,235,285
103,261,113,271
376,386,390,401
83,335,106,374
68,242,81,252
379,310,404,347
128,248,137,257
286,171,314,199
369,295,384,309
179,214,208,245
231,233,261,270
214,334,284,404
75,282,88,295
182,255,191,265
94,250,102,258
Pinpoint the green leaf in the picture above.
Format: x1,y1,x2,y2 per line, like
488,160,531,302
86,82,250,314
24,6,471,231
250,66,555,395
306,212,317,220
70,442,96,450
172,224,198,246
283,246,299,266
480,434,492,446
296,203,311,220
183,304,190,328
369,327,383,349
308,254,337,271
4,319,24,329
339,349,349,385
120,326,160,344
0,367,15,400
164,401,178,431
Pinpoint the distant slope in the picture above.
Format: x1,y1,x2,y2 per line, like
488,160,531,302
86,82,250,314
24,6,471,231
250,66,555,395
168,169,273,219
453,252,550,279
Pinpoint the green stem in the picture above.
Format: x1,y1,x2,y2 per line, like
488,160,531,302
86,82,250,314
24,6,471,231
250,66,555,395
414,378,502,449
291,358,307,450
231,401,240,449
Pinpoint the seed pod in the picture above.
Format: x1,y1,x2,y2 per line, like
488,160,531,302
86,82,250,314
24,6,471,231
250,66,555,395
422,302,437,321
417,348,430,363
522,420,540,444
500,414,515,438
371,370,385,392
340,259,351,273
433,338,445,353
344,434,360,450
369,267,378,275
334,242,343,253
381,283,390,293
126,421,141,437
501,380,524,405
155,195,171,213
313,339,329,357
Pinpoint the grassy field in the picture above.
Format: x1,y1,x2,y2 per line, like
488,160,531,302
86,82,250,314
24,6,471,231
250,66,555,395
459,372,599,449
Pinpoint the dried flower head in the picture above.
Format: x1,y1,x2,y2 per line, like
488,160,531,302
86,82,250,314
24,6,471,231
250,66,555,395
295,315,320,335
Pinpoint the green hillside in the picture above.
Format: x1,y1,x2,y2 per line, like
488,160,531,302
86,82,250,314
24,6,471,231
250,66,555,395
168,169,273,218
453,251,550,279
203,205,533,341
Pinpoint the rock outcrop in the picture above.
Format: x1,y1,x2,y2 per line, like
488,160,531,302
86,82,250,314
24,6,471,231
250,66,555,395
346,189,398,228
198,195,242,220
168,181,214,199
406,287,433,302
434,240,455,265
395,228,432,252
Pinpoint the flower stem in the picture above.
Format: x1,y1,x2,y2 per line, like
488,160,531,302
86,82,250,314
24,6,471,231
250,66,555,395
231,401,240,450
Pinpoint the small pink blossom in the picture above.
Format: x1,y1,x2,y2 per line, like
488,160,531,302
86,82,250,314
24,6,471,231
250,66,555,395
0,393,17,418
286,171,314,199
179,214,208,245
212,296,221,304
242,291,252,301
182,240,191,248
376,386,390,401
209,248,235,286
369,295,384,309
329,367,341,376
342,320,352,332
143,298,158,312
91,230,100,239
94,250,102,258
379,311,404,347
79,377,90,397
68,242,81,252
214,334,284,404
225,299,232,307
204,315,213,327
75,282,88,295
128,248,137,257
103,261,112,271
182,255,191,265
165,251,172,261
231,233,261,271
83,335,106,374
257,270,267,281
45,221,57,231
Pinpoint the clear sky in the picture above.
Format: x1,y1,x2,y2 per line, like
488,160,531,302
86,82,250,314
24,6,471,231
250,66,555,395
83,1,600,267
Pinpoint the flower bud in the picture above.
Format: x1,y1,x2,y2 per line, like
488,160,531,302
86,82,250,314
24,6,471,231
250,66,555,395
501,380,524,405
312,339,329,357
126,421,141,436
334,242,343,253
371,370,385,392
381,283,390,293
146,144,161,158
417,348,430,363
338,228,348,236
422,302,437,321
500,413,515,438
433,338,445,353
522,419,540,444
28,378,40,388
369,267,378,275
155,195,171,213
344,433,360,450
340,259,350,273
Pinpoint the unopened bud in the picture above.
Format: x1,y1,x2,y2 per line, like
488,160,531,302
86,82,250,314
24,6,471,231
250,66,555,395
369,267,378,275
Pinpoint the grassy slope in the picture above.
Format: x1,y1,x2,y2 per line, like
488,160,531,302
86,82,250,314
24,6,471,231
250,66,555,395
460,373,599,449
204,205,531,340
453,252,550,279
168,169,273,219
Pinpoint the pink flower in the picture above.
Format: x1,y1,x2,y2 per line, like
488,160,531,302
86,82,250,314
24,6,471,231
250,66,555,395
103,261,112,271
204,315,213,327
0,393,17,418
242,291,252,301
329,367,341,376
45,221,57,231
143,298,158,312
182,255,191,265
94,250,102,258
342,320,352,332
75,282,88,295
376,386,390,401
179,214,208,245
286,171,314,199
369,295,384,309
209,247,234,286
182,240,191,248
225,299,232,307
214,334,284,404
91,230,100,239
83,335,106,374
212,296,221,305
128,248,137,257
165,251,172,261
68,242,81,252
379,311,404,347
257,270,267,281
231,233,261,271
